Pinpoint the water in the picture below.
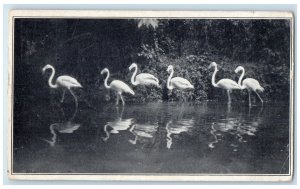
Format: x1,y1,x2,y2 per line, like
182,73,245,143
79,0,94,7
13,102,290,174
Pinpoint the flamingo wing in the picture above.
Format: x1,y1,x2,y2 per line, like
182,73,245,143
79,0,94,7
171,77,194,89
110,80,135,95
138,73,159,82
217,79,240,90
57,76,82,88
243,78,264,92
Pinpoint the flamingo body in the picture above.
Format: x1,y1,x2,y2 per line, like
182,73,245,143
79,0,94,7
109,80,135,95
129,63,160,88
208,62,240,104
42,64,82,90
166,65,194,102
56,76,82,89
216,78,241,90
42,64,82,120
168,77,194,90
235,66,264,106
167,65,194,91
135,73,159,86
242,78,264,92
101,68,135,105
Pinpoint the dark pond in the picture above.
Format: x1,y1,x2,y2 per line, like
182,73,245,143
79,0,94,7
13,101,290,174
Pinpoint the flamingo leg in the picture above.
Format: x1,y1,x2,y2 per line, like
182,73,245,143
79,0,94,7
120,93,125,106
183,92,187,103
227,102,232,111
119,105,124,118
248,90,252,106
227,90,231,104
255,91,264,104
69,89,78,120
60,89,66,103
116,94,120,105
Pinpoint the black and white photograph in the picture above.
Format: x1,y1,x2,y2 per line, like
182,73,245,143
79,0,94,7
8,11,294,181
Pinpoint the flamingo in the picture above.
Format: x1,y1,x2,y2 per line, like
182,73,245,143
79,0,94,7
129,63,160,87
208,62,240,104
167,65,194,101
101,68,135,105
42,64,82,119
235,66,264,106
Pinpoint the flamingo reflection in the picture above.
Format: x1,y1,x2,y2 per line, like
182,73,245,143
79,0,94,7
128,122,159,145
102,106,134,142
208,105,262,149
42,121,81,147
166,118,194,149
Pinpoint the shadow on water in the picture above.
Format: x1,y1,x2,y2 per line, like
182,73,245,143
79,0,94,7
13,101,290,174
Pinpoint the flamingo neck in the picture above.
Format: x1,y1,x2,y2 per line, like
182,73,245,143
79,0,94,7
48,66,58,88
211,66,218,88
130,65,138,85
103,70,111,89
167,68,174,89
238,68,245,89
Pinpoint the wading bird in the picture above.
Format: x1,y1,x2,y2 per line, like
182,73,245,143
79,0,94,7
167,65,194,101
101,68,135,105
235,66,264,106
208,62,240,104
42,64,82,119
129,63,160,88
